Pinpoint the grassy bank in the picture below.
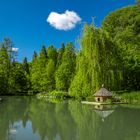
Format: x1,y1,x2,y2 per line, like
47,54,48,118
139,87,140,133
37,90,72,99
114,91,140,104
2,90,140,105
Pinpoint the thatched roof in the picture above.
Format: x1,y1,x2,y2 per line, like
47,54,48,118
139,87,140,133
94,86,112,97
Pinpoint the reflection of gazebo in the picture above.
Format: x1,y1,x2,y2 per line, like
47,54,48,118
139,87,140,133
94,85,112,102
94,109,114,121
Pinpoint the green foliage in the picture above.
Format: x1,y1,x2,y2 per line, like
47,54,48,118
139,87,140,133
0,4,139,96
55,42,76,91
32,51,38,62
30,55,41,92
40,59,56,92
49,90,68,97
136,0,140,4
0,39,30,94
0,45,9,93
57,43,65,67
70,24,123,98
102,5,140,90
9,63,29,93
105,99,112,104
39,45,47,67
23,57,30,74
86,95,94,102
47,45,57,65
117,91,140,104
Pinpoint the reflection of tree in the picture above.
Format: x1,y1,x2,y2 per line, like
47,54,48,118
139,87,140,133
28,99,57,140
28,99,76,140
68,101,101,140
55,103,76,140
98,107,140,140
0,96,30,140
68,102,140,140
1,97,140,140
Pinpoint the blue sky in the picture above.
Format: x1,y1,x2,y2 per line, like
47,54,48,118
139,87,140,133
0,0,135,61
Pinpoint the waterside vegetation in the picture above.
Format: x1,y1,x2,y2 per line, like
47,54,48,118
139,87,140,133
0,4,139,103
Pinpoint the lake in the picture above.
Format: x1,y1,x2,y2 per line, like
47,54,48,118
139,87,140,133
0,96,140,140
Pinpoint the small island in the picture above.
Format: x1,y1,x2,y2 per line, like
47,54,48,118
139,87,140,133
82,85,128,106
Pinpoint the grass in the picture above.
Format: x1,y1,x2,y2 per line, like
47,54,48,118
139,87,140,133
37,90,72,100
37,90,140,105
114,91,140,104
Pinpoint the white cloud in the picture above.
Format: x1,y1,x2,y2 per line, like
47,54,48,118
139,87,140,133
47,10,81,31
11,47,19,52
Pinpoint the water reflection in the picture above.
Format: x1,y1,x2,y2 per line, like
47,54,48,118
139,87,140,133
0,97,140,140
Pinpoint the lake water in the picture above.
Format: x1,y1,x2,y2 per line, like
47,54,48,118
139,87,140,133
0,96,140,140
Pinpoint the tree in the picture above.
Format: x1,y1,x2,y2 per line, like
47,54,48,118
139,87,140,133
136,0,140,4
57,43,65,67
40,46,57,92
47,45,57,64
39,45,47,67
40,60,56,92
0,38,19,94
23,57,30,74
102,4,140,90
22,57,31,91
70,24,123,97
30,51,41,92
10,63,29,93
0,45,9,94
32,51,38,62
55,43,76,91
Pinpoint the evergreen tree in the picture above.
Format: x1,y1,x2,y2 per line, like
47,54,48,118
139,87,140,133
30,51,41,92
55,42,76,91
32,51,38,62
57,43,65,67
40,60,56,92
22,57,31,91
10,63,29,93
39,45,47,67
0,46,9,94
40,45,57,92
47,45,57,65
23,57,30,74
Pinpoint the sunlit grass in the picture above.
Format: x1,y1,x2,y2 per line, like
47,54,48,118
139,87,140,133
115,91,140,104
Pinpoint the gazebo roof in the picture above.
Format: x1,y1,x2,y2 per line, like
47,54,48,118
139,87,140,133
94,110,114,118
94,85,112,97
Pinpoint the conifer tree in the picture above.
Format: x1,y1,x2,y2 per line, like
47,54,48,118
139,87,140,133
55,42,76,91
57,43,65,67
23,57,30,74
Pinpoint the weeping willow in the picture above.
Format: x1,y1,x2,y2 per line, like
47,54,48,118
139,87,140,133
70,24,123,97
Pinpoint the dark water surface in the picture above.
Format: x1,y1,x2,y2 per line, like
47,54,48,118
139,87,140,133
0,96,140,140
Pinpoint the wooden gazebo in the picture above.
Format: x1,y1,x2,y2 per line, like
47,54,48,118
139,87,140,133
94,85,112,102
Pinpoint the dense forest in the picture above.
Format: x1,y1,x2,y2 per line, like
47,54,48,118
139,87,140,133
0,4,139,97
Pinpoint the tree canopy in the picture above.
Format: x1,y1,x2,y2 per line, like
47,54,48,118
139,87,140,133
0,4,139,96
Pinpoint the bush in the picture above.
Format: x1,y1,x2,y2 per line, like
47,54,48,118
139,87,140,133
116,91,140,104
86,96,94,102
105,99,112,104
49,90,69,98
